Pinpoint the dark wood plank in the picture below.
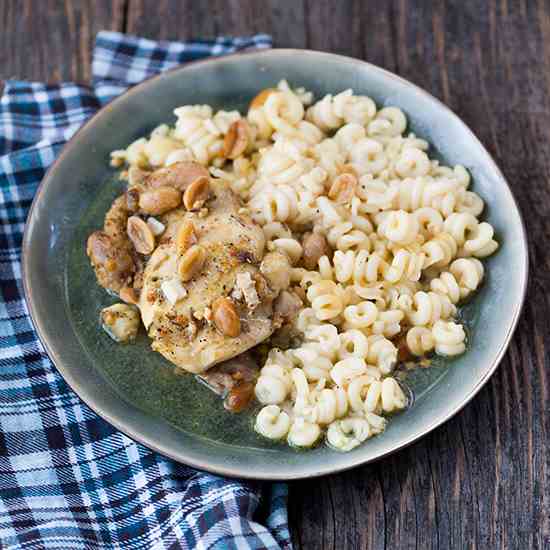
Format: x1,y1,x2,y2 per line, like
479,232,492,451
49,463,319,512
0,0,125,83
126,0,307,47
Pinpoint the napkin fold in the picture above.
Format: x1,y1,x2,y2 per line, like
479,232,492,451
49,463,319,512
0,31,292,550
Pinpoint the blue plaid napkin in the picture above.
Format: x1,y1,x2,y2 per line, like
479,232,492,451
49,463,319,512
0,31,293,550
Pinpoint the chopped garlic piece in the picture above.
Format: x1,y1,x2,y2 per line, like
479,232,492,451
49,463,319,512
147,217,165,236
161,279,188,305
235,271,260,310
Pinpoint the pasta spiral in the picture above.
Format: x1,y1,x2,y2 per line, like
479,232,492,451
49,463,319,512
327,417,371,451
432,320,466,356
429,258,484,303
422,232,459,268
307,89,377,131
404,291,457,326
366,335,398,374
173,106,240,164
255,362,293,405
366,107,407,139
444,213,498,257
362,377,407,413
406,326,435,356
301,387,349,425
376,210,420,246
390,177,465,217
307,280,347,321
255,405,291,440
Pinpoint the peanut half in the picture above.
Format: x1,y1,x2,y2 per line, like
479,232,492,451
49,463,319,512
328,173,357,204
249,88,276,110
183,176,210,210
302,232,329,271
223,120,251,159
139,186,181,215
212,297,241,337
127,216,155,255
176,219,198,255
125,187,142,212
178,245,206,282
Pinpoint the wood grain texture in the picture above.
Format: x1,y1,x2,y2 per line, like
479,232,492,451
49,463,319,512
0,0,125,83
3,1,549,548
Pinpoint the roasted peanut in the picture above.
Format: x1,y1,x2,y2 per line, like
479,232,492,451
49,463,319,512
183,176,210,210
224,381,255,413
127,216,155,255
178,245,206,282
119,286,139,305
249,88,276,110
100,303,140,343
139,186,181,215
147,161,209,191
176,219,198,254
212,297,241,337
223,120,251,159
328,173,357,204
302,232,329,270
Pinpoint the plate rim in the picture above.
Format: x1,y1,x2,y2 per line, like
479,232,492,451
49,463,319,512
22,48,529,480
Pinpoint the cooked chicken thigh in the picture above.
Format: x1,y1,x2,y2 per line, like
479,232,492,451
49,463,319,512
87,162,285,376
139,179,275,373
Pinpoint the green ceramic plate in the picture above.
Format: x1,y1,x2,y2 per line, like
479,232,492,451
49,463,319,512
22,49,528,479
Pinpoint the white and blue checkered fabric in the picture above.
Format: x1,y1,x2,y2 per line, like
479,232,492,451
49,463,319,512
0,31,293,550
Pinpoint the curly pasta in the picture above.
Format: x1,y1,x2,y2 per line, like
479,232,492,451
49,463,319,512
367,107,407,139
306,89,377,131
406,326,435,356
390,177,466,217
173,106,240,164
405,291,457,326
429,258,484,303
307,280,347,321
432,320,466,356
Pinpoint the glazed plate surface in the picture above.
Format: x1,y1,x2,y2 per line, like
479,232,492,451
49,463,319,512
23,49,527,479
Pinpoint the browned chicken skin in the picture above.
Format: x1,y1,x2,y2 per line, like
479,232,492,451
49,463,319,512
87,197,136,293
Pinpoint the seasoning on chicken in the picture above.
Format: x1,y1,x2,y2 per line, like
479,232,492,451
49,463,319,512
87,161,291,377
139,178,278,373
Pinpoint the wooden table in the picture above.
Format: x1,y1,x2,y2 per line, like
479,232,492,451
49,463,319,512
3,1,548,548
